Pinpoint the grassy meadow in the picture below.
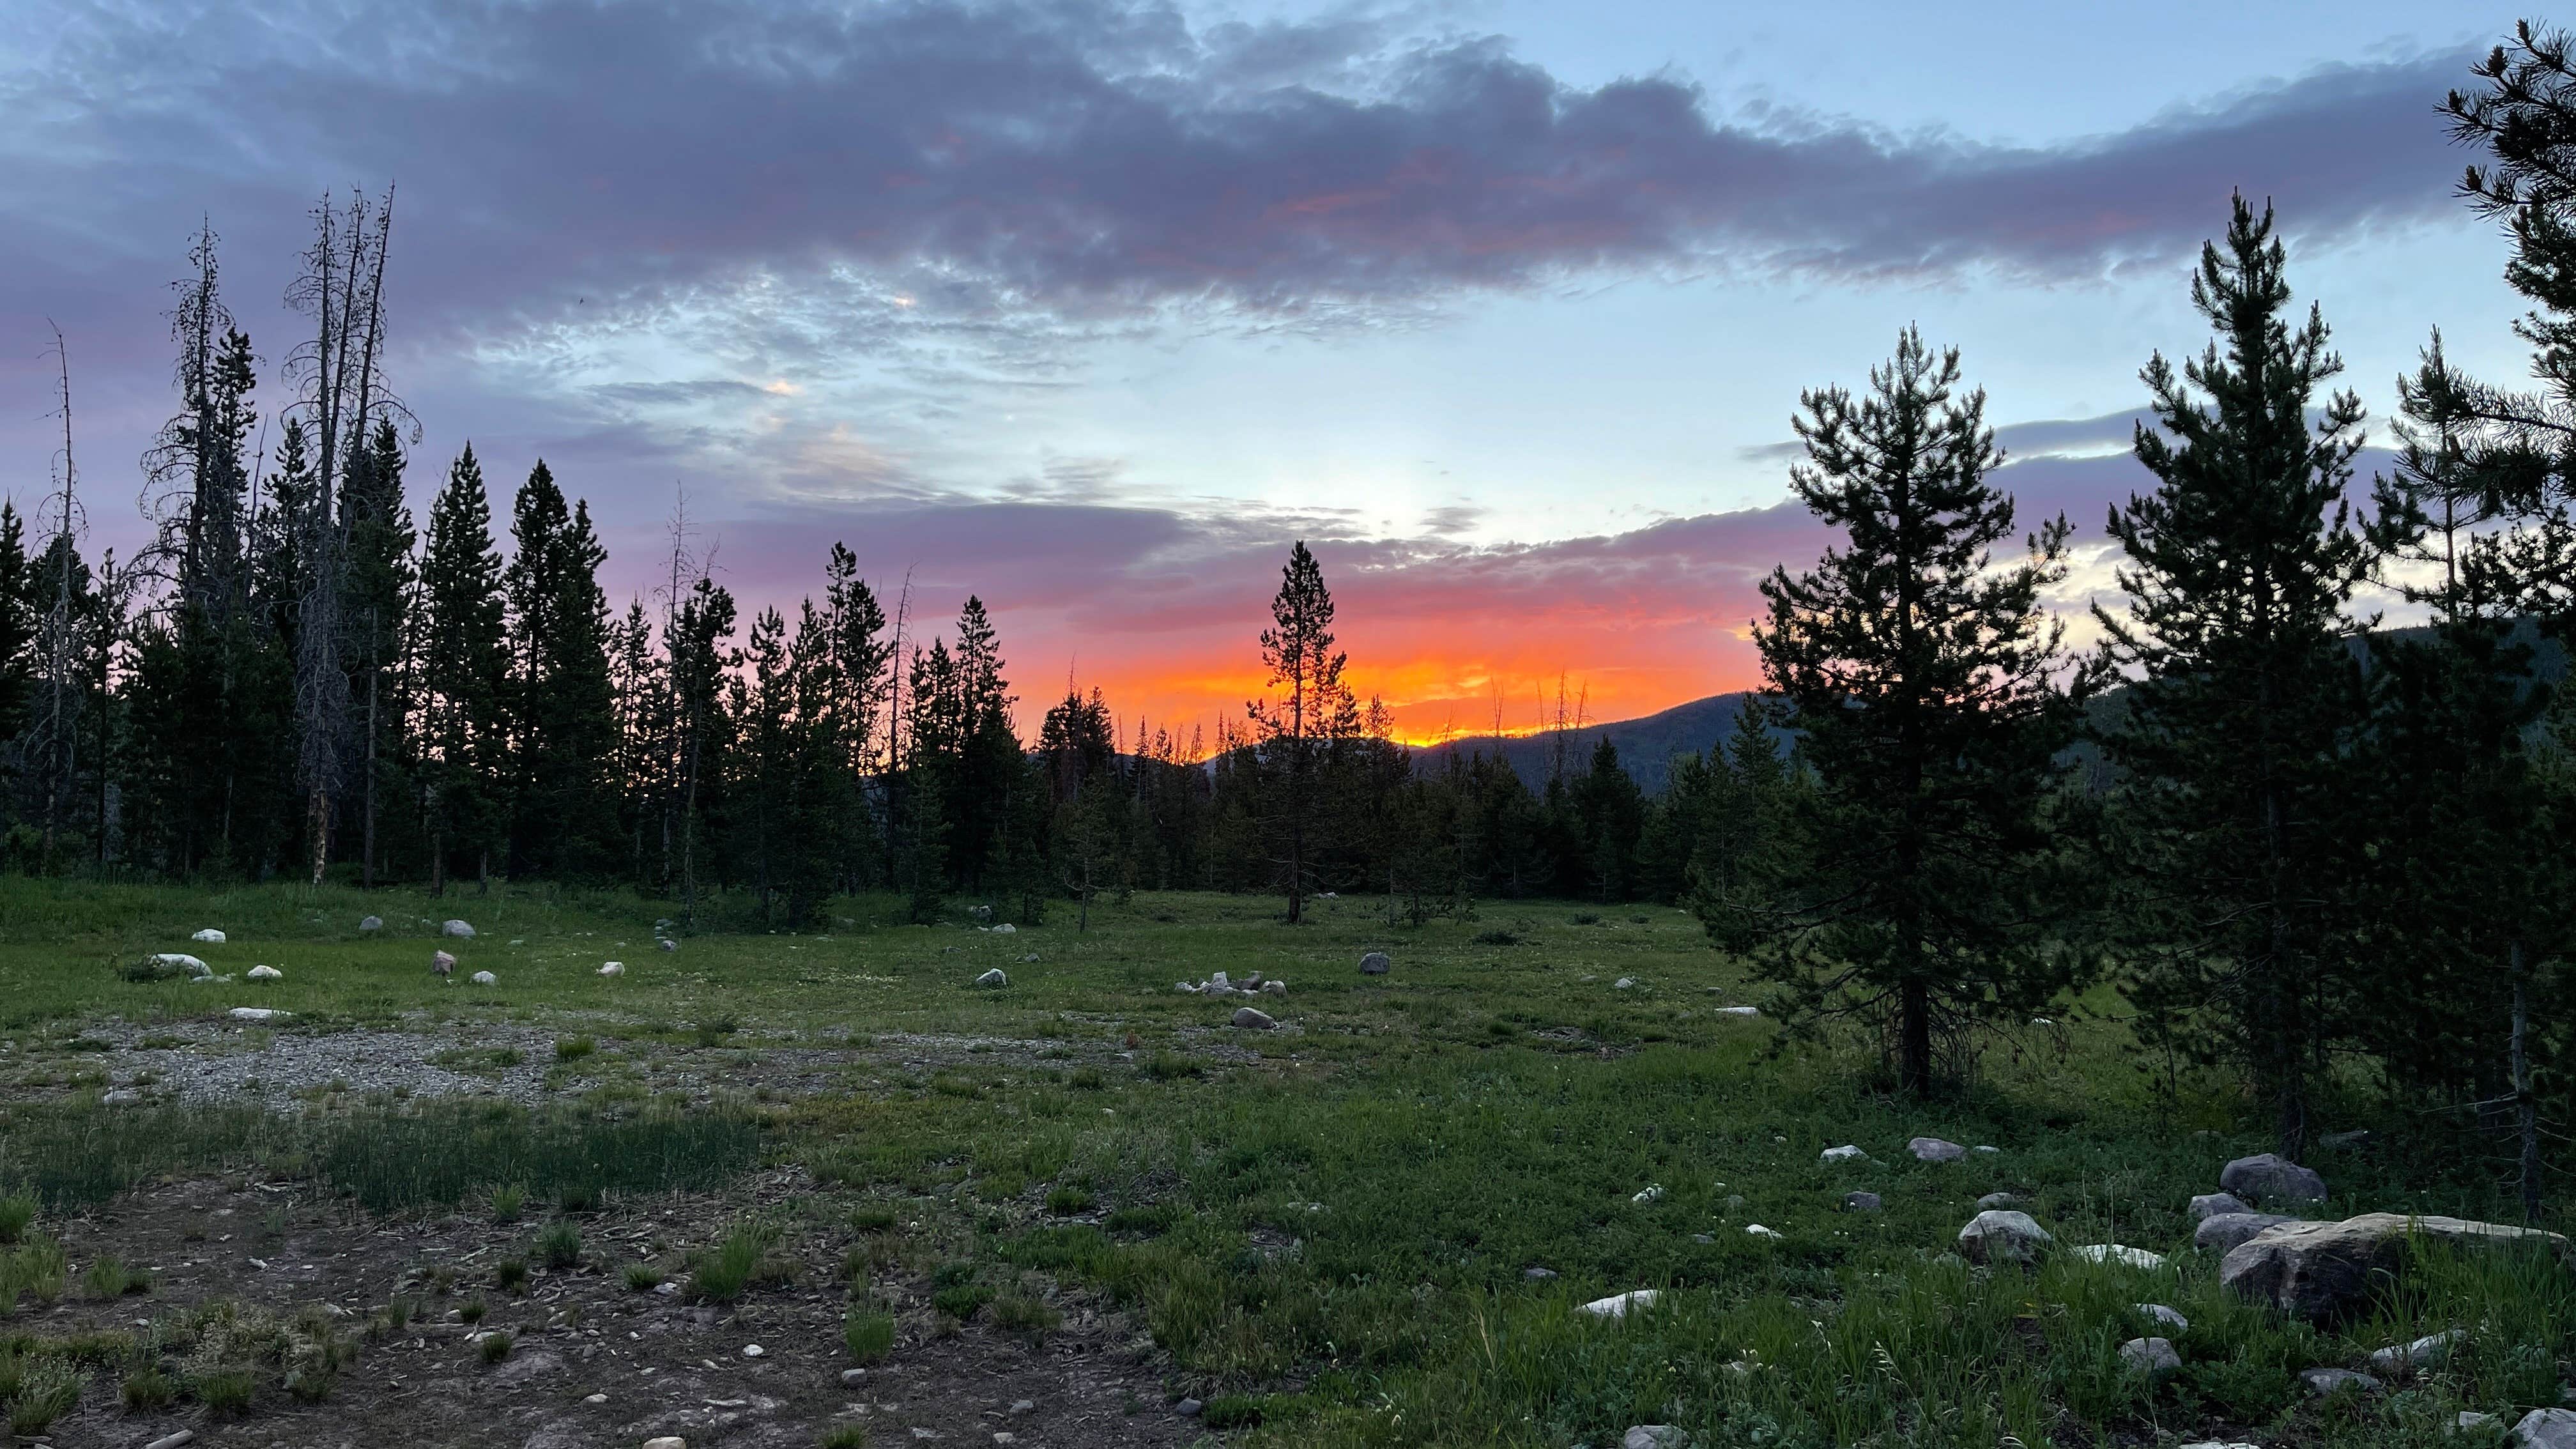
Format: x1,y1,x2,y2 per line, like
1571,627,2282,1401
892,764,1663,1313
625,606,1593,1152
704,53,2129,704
0,877,2564,1446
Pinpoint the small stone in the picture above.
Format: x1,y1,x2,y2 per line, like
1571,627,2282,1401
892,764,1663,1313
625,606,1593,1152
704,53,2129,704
974,969,1008,988
145,953,211,979
2119,1337,2181,1379
1231,1006,1275,1030
2367,1328,2462,1376
1576,1289,1659,1319
2519,1409,2576,1449
1261,979,1287,995
1359,951,1392,976
653,1280,680,1296
1976,1192,2021,1211
2195,1212,2297,1254
598,962,624,977
658,938,678,952
643,1439,688,1449
1908,1137,1966,1163
2191,1192,2255,1221
432,950,457,977
103,1087,142,1105
841,1368,868,1386
358,916,383,931
1243,972,1263,987
1174,982,1198,993
2071,1244,2166,1270
470,970,497,985
441,919,477,939
2301,1367,2381,1396
2219,1151,2327,1205
1009,1400,1033,1415
227,1006,288,1022
992,923,1016,935
1745,1223,1782,1239
1211,970,1230,987
1692,1233,1716,1245
2458,1411,2496,1430
192,928,226,943
247,964,282,981
1843,1192,1883,1212
1623,1427,1686,1449
583,1393,607,1404
741,1344,765,1358
1717,1005,1761,1017
1175,1398,1202,1417
1631,1184,1664,1204
1820,1144,1869,1164
143,1432,197,1449
2135,1303,2190,1331
1958,1209,2053,1266
1972,1145,1999,1154
1613,977,1636,990
1522,1266,1557,1280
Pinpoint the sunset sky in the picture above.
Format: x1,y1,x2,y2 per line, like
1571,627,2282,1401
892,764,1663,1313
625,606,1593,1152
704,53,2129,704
0,0,2532,743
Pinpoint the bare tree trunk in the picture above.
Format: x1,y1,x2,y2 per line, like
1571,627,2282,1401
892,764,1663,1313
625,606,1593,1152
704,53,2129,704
2513,939,2542,1225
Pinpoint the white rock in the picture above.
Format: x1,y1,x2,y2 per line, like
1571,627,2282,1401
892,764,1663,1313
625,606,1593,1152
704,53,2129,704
1175,983,1199,994
103,1087,142,1105
2517,1409,2576,1449
227,1007,288,1022
1908,1137,1966,1163
1623,1428,1686,1449
1820,1144,1869,1164
1261,979,1287,995
974,969,1008,988
992,923,1016,934
654,937,677,952
152,953,211,977
1630,1185,1664,1204
1211,971,1230,987
2135,1303,2190,1331
1575,1289,1660,1320
2301,1367,2381,1396
1231,1006,1275,1030
192,928,226,943
2458,1413,2497,1431
643,1439,689,1449
1745,1223,1782,1239
246,964,282,981
2367,1328,2462,1376
1613,977,1636,990
741,1344,765,1358
1717,1005,1760,1017
470,970,497,986
2071,1244,2166,1270
1972,1145,1999,1154
358,916,383,931
582,1393,606,1404
598,962,624,977
2119,1337,2181,1378
441,919,477,939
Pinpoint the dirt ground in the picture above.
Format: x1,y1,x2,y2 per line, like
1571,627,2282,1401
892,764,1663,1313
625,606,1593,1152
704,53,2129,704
29,1167,1199,1449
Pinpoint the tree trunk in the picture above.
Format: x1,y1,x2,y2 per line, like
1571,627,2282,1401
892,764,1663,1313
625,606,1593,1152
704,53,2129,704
362,645,379,891
2513,939,2542,1225
1899,976,1931,1096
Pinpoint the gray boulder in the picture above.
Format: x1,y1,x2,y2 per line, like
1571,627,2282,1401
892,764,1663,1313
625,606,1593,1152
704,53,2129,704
1958,1209,2053,1266
1908,1137,1966,1163
2135,1303,2190,1331
1976,1191,2021,1211
974,969,1008,988
440,919,477,939
1843,1192,1882,1213
2196,1213,2298,1254
1359,951,1391,976
2119,1337,2181,1379
359,915,383,931
2222,1213,2571,1323
2190,1192,2255,1221
1622,1429,1686,1449
1232,1006,1276,1030
2515,1408,2576,1448
2220,1152,2327,1204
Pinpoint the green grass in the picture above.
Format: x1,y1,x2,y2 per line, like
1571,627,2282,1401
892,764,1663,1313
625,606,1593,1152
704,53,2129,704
534,1218,583,1269
0,877,2563,1446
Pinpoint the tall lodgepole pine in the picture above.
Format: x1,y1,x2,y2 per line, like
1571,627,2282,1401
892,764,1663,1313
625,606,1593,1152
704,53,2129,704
1248,540,1360,924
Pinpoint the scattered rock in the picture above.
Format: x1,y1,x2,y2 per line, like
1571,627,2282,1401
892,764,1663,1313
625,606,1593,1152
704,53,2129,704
134,953,211,981
144,1433,197,1449
1360,951,1392,976
1692,1233,1716,1245
358,916,383,931
584,1393,608,1404
974,969,1008,988
432,950,457,979
103,1087,142,1105
1613,977,1637,990
1576,1289,1660,1319
192,928,226,943
2219,1152,2327,1205
1975,1192,2021,1211
841,1368,868,1386
2120,1337,2182,1379
643,1439,689,1449
1174,1399,1202,1418
1820,1144,1869,1164
1745,1223,1782,1239
2300,1367,2382,1397
1631,1185,1665,1204
2191,1192,2255,1221
1973,1145,2000,1154
1231,1006,1275,1030
1717,1005,1761,1017
598,962,624,977
2196,1213,2297,1255
2368,1328,2463,1376
247,964,282,981
657,938,678,952
1261,979,1287,995
441,919,477,939
2460,1411,2497,1431
1908,1137,1966,1163
470,970,498,986
227,1007,288,1023
1843,1192,1883,1213
2071,1244,2166,1270
992,923,1016,935
741,1344,765,1358
1958,1209,2053,1266
2136,1303,2190,1331
2221,1213,2570,1323
2513,1409,2576,1448
1623,1428,1687,1449
1522,1266,1557,1280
